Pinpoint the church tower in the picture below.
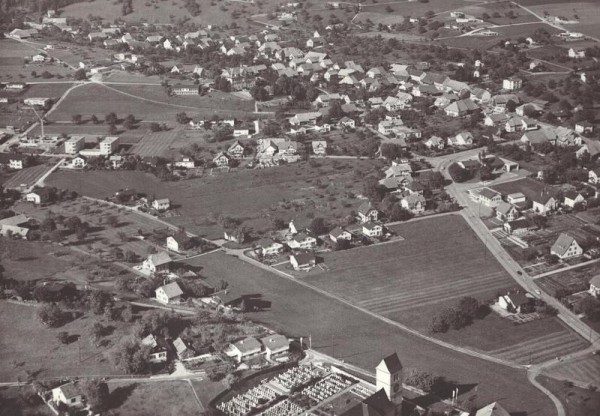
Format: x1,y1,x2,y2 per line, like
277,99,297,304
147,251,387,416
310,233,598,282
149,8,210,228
376,352,403,411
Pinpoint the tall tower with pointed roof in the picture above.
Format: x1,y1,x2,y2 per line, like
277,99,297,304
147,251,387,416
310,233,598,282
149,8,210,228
376,352,403,410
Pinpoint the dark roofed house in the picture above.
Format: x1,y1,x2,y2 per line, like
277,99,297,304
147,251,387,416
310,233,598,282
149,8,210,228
551,233,583,259
341,389,397,416
290,252,316,270
155,281,183,304
358,201,379,223
498,292,531,313
142,252,172,273
51,382,84,408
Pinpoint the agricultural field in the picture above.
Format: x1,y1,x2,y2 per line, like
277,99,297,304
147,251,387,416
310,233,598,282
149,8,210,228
2,163,55,190
46,159,384,239
457,1,540,25
543,354,600,388
19,83,75,99
525,1,600,39
358,0,480,19
0,38,73,81
182,251,556,415
0,301,128,381
49,83,256,123
106,380,203,416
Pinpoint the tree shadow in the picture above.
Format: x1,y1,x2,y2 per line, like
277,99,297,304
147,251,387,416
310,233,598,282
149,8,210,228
107,383,138,410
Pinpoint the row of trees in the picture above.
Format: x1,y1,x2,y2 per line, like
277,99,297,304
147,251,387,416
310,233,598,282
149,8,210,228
429,296,489,333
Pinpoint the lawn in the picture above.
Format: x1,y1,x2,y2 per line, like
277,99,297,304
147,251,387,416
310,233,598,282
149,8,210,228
537,375,600,416
0,239,73,282
0,301,128,381
49,83,256,123
181,251,555,415
0,385,54,416
46,159,383,239
21,83,75,99
2,164,55,190
526,1,600,39
543,353,600,388
106,380,203,416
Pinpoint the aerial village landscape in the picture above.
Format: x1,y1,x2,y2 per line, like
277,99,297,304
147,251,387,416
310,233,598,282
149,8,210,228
1,0,600,415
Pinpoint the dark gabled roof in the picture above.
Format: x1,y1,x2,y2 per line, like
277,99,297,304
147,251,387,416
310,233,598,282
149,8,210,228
551,233,579,256
291,252,316,265
341,389,396,416
380,352,402,373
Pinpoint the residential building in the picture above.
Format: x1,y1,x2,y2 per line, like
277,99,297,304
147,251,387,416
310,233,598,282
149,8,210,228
166,232,191,253
362,221,383,237
152,198,170,211
173,157,195,169
311,140,327,156
260,334,289,359
568,48,586,59
550,233,583,259
444,98,478,117
0,153,26,170
589,168,600,184
474,188,502,207
71,155,87,169
142,252,172,274
495,202,519,222
100,136,119,155
225,337,262,362
531,192,557,215
287,232,317,250
172,84,199,95
358,202,379,223
64,136,85,154
424,136,445,150
474,402,511,416
227,141,246,159
401,194,426,214
589,275,600,297
213,152,231,167
0,214,30,239
24,97,50,107
329,227,352,243
498,292,530,314
155,281,183,304
51,382,83,408
502,77,522,91
290,252,317,271
141,334,168,363
563,190,584,208
254,239,284,257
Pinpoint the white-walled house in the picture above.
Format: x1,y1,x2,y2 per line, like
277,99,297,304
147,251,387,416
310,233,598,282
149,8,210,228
550,233,583,259
51,382,83,408
362,221,383,237
155,281,184,304
225,337,262,362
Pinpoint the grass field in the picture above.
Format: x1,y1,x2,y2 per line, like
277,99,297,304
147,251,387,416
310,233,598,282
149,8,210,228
538,375,600,416
2,164,54,190
20,83,75,99
46,159,382,239
49,83,256,123
182,251,555,414
106,380,203,416
0,301,128,381
0,239,73,282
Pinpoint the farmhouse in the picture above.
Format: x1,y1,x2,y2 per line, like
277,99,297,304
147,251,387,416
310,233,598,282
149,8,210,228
173,337,195,360
261,334,289,359
498,292,530,314
213,152,231,167
142,252,172,274
495,202,519,222
51,382,84,408
152,198,171,211
290,252,317,271
362,221,383,238
227,141,246,158
155,281,183,304
225,337,262,362
551,233,583,259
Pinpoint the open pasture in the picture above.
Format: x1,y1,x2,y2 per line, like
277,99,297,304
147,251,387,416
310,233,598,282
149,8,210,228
183,251,555,415
0,239,73,282
526,1,600,38
0,301,128,381
49,83,255,123
303,215,516,329
358,0,479,19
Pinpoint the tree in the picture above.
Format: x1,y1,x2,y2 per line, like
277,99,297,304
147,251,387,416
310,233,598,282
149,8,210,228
106,215,119,227
82,379,109,412
74,68,87,80
90,321,105,345
111,338,149,374
91,114,99,124
57,331,69,344
457,296,481,320
37,303,64,327
214,126,233,142
176,112,190,124
310,217,328,235
404,368,440,392
72,114,83,125
446,308,470,329
380,143,403,160
123,114,135,130
250,85,269,101
105,112,118,125
89,291,113,315
121,304,134,322
429,314,449,333
448,163,470,183
149,122,161,132
40,216,57,233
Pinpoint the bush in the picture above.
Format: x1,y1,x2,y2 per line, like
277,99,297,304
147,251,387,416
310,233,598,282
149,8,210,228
37,304,65,327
